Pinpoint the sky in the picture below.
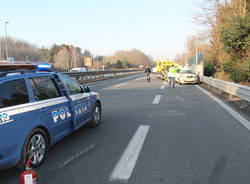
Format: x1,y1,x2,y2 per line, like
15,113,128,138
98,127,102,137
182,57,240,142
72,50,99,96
0,0,203,60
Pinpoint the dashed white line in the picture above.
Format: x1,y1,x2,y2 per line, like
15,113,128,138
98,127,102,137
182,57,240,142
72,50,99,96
88,74,144,87
152,95,162,104
113,82,127,88
160,85,165,89
57,144,95,169
196,85,250,130
135,77,144,81
109,125,150,182
176,96,185,101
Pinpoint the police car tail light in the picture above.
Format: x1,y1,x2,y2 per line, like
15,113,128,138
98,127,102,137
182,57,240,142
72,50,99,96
35,63,51,71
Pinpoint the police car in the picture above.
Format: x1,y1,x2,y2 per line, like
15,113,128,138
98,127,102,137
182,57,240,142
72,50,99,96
0,63,101,170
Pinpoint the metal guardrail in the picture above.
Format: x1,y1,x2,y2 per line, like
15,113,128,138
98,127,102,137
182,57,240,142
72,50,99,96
200,76,250,102
63,70,143,84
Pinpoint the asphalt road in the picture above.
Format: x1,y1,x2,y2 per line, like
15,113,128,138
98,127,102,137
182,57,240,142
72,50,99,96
1,74,250,184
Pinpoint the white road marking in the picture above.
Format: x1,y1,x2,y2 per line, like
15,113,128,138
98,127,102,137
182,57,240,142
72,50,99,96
135,77,144,81
113,82,127,88
109,125,150,182
57,144,95,169
176,96,185,101
160,85,165,89
89,74,143,87
152,95,162,104
196,85,250,130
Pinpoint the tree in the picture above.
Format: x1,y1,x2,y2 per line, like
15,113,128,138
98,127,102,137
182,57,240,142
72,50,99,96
39,47,50,62
220,13,250,82
0,37,42,62
105,62,114,69
82,49,92,57
220,14,250,58
204,60,217,76
103,49,152,67
115,60,123,68
51,44,83,71
189,0,250,82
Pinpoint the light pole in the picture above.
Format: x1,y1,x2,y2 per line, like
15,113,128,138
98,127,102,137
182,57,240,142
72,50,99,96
195,36,198,74
96,55,99,70
5,21,9,61
0,40,2,61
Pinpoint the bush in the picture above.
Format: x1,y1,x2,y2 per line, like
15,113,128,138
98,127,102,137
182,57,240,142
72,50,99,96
223,59,249,82
220,14,250,58
219,13,250,82
229,70,249,82
204,61,217,76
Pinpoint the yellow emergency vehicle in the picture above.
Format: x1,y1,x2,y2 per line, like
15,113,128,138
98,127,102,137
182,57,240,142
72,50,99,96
155,60,179,80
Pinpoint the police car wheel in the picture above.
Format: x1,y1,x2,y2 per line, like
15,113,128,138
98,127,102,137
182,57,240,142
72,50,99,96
89,104,101,128
18,128,48,169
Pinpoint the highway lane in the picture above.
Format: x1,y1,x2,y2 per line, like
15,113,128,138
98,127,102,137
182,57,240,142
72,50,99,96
0,74,146,184
1,74,250,184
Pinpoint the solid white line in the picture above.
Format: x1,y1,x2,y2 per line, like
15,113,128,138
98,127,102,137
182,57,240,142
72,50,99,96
196,85,250,130
109,125,150,182
113,82,127,88
88,74,143,87
57,144,95,169
152,95,161,104
160,85,165,90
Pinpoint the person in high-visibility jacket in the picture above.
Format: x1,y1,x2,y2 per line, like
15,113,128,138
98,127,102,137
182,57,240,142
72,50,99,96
167,66,179,88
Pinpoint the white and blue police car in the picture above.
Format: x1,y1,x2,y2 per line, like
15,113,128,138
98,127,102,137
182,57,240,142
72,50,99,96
0,63,101,170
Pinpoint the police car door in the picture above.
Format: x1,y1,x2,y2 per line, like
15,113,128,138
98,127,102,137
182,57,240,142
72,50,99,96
58,75,91,130
28,76,72,141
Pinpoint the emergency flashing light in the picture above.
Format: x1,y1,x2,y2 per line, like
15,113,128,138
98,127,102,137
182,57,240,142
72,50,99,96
35,63,51,71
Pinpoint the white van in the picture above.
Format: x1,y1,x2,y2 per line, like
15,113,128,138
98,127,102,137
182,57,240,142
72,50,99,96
70,67,88,72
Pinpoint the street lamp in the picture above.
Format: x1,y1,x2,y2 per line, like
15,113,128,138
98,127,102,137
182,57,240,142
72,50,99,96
0,39,2,61
195,36,198,74
5,21,9,61
96,55,99,70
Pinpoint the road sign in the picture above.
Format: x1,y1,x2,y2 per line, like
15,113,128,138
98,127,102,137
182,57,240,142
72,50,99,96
84,57,93,67
7,57,14,64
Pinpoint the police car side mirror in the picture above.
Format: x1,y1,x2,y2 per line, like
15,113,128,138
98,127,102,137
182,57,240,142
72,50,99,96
84,86,91,93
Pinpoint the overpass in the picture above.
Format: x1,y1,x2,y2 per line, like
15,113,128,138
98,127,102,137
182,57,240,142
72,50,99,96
0,74,250,184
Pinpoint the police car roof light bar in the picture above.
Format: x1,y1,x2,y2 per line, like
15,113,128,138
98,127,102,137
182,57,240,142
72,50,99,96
0,63,53,77
35,63,51,71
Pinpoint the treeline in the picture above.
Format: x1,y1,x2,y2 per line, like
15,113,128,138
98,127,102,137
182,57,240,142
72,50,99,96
0,37,93,71
104,49,152,69
0,37,41,61
46,44,93,71
181,0,250,83
105,60,138,69
0,37,151,71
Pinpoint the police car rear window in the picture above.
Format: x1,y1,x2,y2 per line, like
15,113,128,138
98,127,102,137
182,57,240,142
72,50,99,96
0,79,29,108
29,77,61,101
